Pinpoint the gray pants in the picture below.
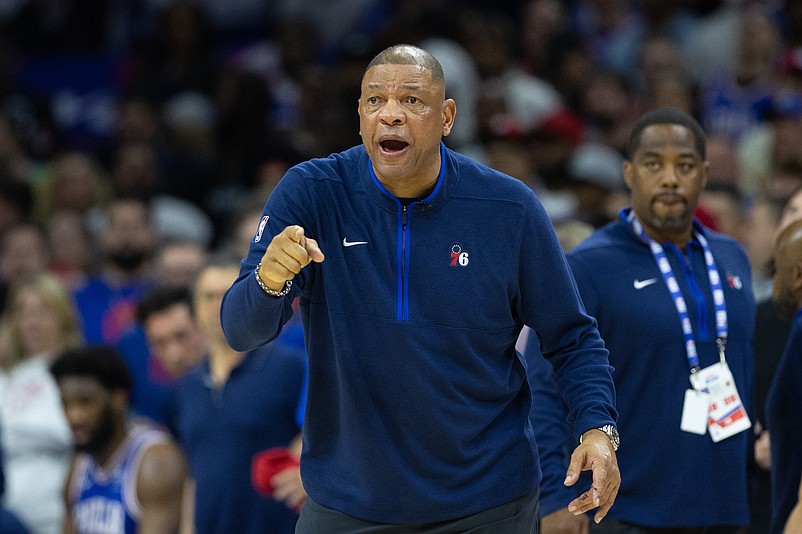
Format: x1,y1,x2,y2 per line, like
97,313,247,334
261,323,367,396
590,519,744,534
296,490,539,534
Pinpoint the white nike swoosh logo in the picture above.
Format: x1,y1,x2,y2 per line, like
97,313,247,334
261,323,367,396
342,238,368,247
633,278,658,289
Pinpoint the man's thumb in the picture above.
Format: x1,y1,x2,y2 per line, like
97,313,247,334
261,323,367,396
564,454,583,486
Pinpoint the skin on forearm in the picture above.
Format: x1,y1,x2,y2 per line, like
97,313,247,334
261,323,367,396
785,482,802,533
180,478,196,534
137,443,188,534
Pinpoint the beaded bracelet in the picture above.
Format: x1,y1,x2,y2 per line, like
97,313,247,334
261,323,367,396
255,261,292,297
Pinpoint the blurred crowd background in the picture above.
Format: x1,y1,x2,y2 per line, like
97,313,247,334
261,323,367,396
0,0,799,532
0,0,801,280
0,0,800,299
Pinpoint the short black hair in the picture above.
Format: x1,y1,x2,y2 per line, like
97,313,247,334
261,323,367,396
136,285,193,324
51,346,133,393
628,107,706,160
366,44,445,86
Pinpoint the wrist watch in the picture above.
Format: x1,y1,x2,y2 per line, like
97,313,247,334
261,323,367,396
581,424,620,451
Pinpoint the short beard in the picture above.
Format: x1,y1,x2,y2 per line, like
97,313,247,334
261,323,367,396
107,249,150,273
649,210,691,234
74,406,116,456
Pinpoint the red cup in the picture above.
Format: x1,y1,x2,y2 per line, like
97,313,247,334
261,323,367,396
252,447,301,497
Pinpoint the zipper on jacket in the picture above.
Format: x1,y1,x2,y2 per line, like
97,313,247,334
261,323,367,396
371,143,446,322
400,204,410,320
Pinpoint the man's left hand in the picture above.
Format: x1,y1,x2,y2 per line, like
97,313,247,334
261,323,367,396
564,429,620,524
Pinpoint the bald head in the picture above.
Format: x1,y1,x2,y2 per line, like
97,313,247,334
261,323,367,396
776,218,802,251
366,44,445,87
775,187,802,243
772,218,802,317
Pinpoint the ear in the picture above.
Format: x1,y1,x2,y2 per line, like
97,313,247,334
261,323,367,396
793,260,802,292
442,99,456,137
622,160,634,191
111,389,129,415
701,160,710,189
357,97,362,137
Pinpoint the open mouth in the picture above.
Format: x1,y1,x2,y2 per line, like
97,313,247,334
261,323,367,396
380,139,409,153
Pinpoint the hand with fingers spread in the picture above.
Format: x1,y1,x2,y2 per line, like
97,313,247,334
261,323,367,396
564,429,620,525
259,225,325,292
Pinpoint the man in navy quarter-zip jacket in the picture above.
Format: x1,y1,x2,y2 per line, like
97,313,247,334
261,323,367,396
532,108,755,534
221,44,619,533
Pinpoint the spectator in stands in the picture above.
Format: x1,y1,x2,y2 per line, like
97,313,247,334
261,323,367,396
72,197,155,345
0,427,29,533
0,274,81,533
0,222,48,314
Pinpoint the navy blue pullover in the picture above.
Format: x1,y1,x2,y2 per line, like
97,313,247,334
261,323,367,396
531,212,754,527
766,308,802,534
167,344,306,534
221,144,617,524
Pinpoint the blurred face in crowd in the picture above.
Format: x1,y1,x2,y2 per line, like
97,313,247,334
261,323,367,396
6,275,80,364
772,220,802,318
102,199,154,273
47,210,92,276
59,376,123,455
51,152,104,213
111,143,159,199
743,199,781,277
13,286,65,357
0,224,47,284
154,242,207,287
624,124,709,244
194,265,239,345
143,303,206,379
115,99,160,145
358,49,455,198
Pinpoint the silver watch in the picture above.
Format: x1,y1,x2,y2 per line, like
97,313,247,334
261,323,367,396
582,424,620,451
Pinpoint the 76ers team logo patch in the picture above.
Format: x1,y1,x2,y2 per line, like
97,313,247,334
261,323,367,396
255,216,269,242
726,273,743,290
450,243,469,267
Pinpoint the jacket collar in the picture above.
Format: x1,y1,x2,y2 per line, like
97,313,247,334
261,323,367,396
619,207,709,247
361,142,455,214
